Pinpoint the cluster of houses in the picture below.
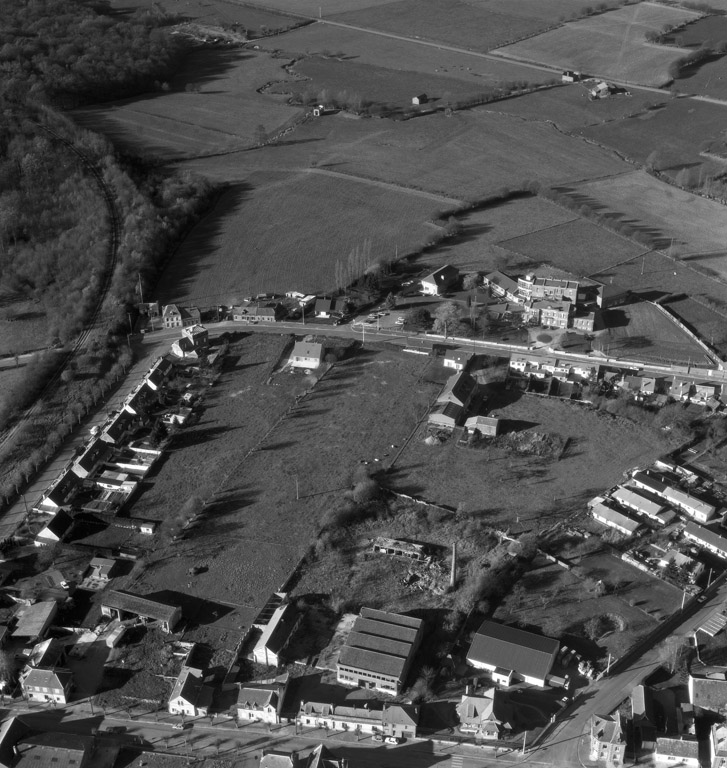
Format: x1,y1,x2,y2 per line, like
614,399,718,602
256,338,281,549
482,269,615,333
591,665,727,768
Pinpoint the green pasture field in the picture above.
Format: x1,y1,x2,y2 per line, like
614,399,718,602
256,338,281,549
267,56,507,109
495,3,697,86
255,0,400,16
665,296,727,354
480,0,620,20
108,0,305,29
600,300,713,365
129,338,434,648
488,83,662,132
500,218,647,276
673,56,727,100
72,49,300,159
270,22,553,85
330,0,548,52
390,387,664,527
668,15,727,46
577,98,727,184
155,170,448,305
0,297,49,357
567,171,727,262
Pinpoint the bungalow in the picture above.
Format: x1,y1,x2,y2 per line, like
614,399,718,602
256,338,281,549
443,350,471,372
632,471,716,522
590,499,641,537
34,510,73,547
290,342,324,371
589,715,625,766
610,486,673,525
162,304,200,329
237,686,281,724
101,590,181,633
466,619,559,688
465,415,500,437
251,602,301,667
655,736,699,768
421,265,459,296
35,468,81,514
298,701,381,735
72,438,112,479
457,690,507,740
683,521,727,559
483,271,520,303
168,666,213,717
12,601,57,641
314,297,349,319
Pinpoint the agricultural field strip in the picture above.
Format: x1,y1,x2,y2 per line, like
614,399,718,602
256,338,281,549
307,167,462,204
104,105,255,139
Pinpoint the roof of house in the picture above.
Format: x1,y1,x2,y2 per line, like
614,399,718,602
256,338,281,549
422,264,458,286
38,510,74,540
444,350,470,365
89,557,117,577
465,415,499,430
632,471,669,495
27,638,64,669
457,693,495,722
170,666,213,710
253,602,299,659
13,602,57,638
337,608,422,681
14,732,91,768
429,401,463,424
612,486,666,518
655,736,699,758
663,485,715,517
23,667,72,691
291,342,324,360
592,715,623,745
467,620,559,681
591,501,640,533
382,703,419,727
102,408,135,442
102,590,180,623
260,752,299,768
684,521,727,554
74,438,112,475
238,687,278,710
484,271,519,294
689,675,727,711
631,684,654,719
437,371,476,407
305,744,344,768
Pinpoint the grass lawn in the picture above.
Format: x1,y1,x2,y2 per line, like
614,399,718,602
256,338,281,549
330,0,549,52
0,297,50,357
128,339,435,660
566,171,727,262
577,98,727,185
500,217,647,276
388,379,665,527
73,49,301,159
271,22,555,85
108,0,305,27
154,170,447,306
495,4,698,87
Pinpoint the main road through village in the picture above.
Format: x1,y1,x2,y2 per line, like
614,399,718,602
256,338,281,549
2,316,727,767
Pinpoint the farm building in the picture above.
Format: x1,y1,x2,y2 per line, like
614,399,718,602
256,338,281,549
654,737,699,768
465,415,499,437
250,602,301,667
421,265,459,295
336,607,423,694
412,94,428,105
169,666,213,717
162,304,200,329
12,602,57,641
610,486,674,525
457,690,508,739
371,537,428,562
428,401,465,431
429,371,477,430
101,590,181,633
561,70,582,83
683,521,727,559
237,686,282,724
589,716,625,765
443,350,471,371
483,271,520,303
34,510,73,547
589,499,641,537
290,342,324,371
466,619,559,688
312,104,336,117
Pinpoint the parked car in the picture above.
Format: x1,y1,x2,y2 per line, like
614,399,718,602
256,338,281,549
173,723,187,730
385,736,402,745
372,734,384,742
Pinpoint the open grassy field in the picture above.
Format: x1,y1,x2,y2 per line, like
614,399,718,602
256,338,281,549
129,338,434,654
72,49,301,159
0,296,49,356
500,217,647,276
270,22,553,85
566,171,727,265
389,381,665,526
676,55,727,100
481,0,621,20
577,98,727,184
0,365,27,414
266,56,506,109
329,0,549,52
155,170,449,305
495,3,697,86
600,300,713,365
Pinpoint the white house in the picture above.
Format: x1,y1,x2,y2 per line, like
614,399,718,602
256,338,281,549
251,602,301,667
421,265,459,296
590,499,640,537
443,350,470,371
237,687,280,724
168,666,213,717
290,342,324,371
654,736,699,768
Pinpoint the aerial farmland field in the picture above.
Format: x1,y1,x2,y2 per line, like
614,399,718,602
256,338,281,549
73,49,301,159
495,3,698,86
500,218,648,277
329,0,549,52
270,22,553,85
155,170,452,305
565,171,727,265
481,0,621,20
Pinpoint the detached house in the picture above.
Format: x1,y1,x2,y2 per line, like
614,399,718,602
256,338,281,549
457,690,508,740
443,350,471,372
162,304,200,329
290,342,325,371
589,715,625,766
169,666,213,717
421,265,459,296
237,686,282,724
20,639,73,704
655,736,700,768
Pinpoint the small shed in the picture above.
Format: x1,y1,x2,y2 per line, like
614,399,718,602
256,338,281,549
312,104,335,117
412,94,428,105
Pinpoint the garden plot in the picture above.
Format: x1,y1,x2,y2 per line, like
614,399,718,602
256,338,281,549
495,3,698,87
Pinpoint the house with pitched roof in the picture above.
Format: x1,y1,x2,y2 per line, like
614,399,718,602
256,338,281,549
71,438,112,480
381,703,419,739
443,350,471,372
34,510,73,547
34,468,81,514
237,684,285,724
162,304,200,329
632,685,657,750
290,342,324,371
683,522,727,559
421,265,459,295
168,666,213,717
655,736,699,768
483,271,520,303
466,620,559,687
12,733,97,768
336,607,423,694
457,690,508,740
711,724,727,768
12,602,57,641
99,408,137,445
428,371,478,430
20,639,72,704
589,715,625,766
144,356,174,391
251,602,301,667
589,498,641,537
689,668,727,715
